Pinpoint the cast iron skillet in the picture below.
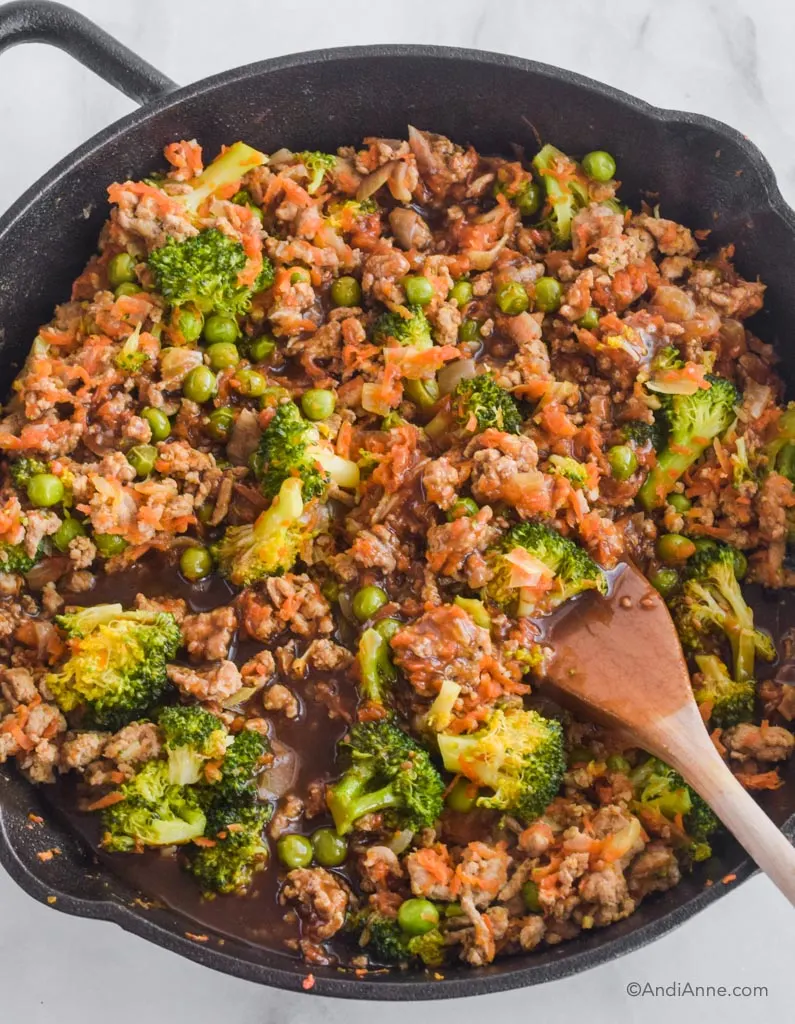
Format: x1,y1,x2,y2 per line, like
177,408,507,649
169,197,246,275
0,0,793,1000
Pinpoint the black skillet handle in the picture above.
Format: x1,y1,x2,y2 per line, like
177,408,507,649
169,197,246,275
0,1,177,103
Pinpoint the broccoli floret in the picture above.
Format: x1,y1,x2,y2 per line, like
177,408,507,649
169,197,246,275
102,760,206,852
692,653,755,729
353,910,446,967
148,228,274,319
114,325,150,373
651,346,685,373
483,521,607,617
638,375,739,509
326,720,444,836
187,796,271,896
47,604,181,730
158,705,230,785
531,144,589,245
548,454,589,488
438,707,565,823
214,477,309,585
296,151,336,194
215,728,270,798
9,457,49,488
763,402,795,481
356,627,396,705
670,543,775,684
450,372,523,434
176,141,266,217
630,756,719,861
621,419,666,450
0,543,38,575
250,400,359,502
372,306,433,350
326,198,378,232
251,400,328,500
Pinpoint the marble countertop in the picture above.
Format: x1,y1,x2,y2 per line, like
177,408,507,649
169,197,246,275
0,1,794,1021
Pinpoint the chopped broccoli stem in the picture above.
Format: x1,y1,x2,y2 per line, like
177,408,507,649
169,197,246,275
177,141,266,216
327,720,444,835
638,375,739,509
438,707,564,823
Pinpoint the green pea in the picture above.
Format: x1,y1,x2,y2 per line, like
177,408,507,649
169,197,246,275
183,365,217,404
459,318,482,343
582,150,617,182
373,617,402,643
197,503,214,525
236,368,267,398
330,276,362,308
180,546,213,582
446,777,478,813
733,549,748,581
94,533,128,557
402,275,434,307
693,538,718,556
290,268,310,285
321,579,341,604
206,342,240,371
203,315,239,345
495,280,529,316
207,407,235,442
52,516,86,553
277,833,313,869
573,307,598,331
114,281,141,298
577,307,600,331
650,567,679,597
657,533,696,565
311,828,349,867
668,492,692,513
107,252,137,288
176,307,204,343
444,903,464,918
126,444,157,478
534,276,563,313
447,497,479,521
517,181,542,218
248,336,276,362
449,279,473,308
352,585,388,622
404,377,440,409
301,388,336,421
606,754,631,773
522,880,542,913
27,473,64,508
142,406,171,442
607,444,638,482
398,898,439,936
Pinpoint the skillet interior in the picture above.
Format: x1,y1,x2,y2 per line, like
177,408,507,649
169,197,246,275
0,45,794,998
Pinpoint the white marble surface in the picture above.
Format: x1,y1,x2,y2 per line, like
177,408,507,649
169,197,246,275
1,0,795,1020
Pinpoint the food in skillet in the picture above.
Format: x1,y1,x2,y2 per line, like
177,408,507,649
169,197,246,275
0,131,793,970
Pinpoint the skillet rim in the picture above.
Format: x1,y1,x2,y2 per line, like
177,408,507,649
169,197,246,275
1,42,793,1000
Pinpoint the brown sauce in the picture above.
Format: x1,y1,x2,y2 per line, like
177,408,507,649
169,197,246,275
40,559,795,960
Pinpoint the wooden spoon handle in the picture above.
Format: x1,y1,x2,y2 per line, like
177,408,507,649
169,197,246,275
655,707,795,906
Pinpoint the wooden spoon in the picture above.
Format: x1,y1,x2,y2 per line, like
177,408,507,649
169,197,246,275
543,561,795,906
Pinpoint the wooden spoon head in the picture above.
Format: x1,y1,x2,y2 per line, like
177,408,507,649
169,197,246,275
542,562,696,745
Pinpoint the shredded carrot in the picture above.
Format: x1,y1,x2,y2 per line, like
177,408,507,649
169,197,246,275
85,791,126,812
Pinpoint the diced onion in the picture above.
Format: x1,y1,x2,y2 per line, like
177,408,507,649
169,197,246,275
438,358,477,396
